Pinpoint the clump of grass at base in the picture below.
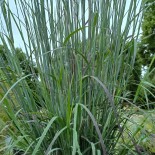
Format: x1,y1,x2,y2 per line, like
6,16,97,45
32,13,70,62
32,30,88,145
0,0,145,154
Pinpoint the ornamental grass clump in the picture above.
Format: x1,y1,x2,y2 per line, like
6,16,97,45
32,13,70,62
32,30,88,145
0,0,144,154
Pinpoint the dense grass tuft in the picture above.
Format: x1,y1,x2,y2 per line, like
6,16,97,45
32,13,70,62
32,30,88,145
0,0,151,154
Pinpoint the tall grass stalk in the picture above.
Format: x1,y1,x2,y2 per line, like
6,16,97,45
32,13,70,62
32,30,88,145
0,0,144,154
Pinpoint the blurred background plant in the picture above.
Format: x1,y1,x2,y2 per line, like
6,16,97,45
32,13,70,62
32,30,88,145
132,0,155,109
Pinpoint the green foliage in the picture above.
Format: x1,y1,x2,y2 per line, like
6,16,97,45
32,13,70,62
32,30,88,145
0,45,41,109
125,40,142,102
117,109,155,154
135,0,155,108
140,0,155,69
0,45,7,61
124,0,155,110
0,0,147,154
